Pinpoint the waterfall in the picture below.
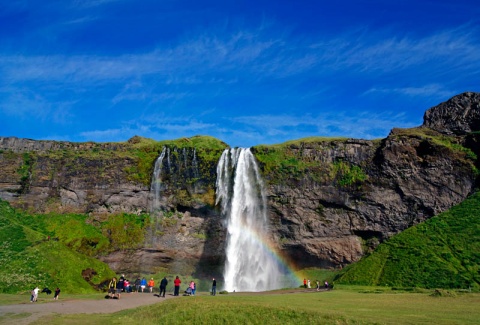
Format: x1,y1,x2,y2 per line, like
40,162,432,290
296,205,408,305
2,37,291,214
150,147,167,214
192,148,200,179
216,148,292,292
149,146,202,214
182,148,188,170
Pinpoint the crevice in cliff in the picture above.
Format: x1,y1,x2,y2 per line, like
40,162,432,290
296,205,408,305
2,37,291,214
318,198,356,212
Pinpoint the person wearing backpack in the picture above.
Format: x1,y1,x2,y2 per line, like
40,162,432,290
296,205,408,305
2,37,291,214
108,277,117,298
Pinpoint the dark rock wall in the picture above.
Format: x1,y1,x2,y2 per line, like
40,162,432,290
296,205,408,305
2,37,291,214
424,92,480,135
267,129,477,268
0,92,478,274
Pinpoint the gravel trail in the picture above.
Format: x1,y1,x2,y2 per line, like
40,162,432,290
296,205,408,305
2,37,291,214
0,292,173,324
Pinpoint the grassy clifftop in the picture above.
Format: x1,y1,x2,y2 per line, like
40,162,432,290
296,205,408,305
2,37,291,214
334,191,480,289
119,135,228,186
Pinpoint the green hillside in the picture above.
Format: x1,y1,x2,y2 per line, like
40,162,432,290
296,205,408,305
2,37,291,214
0,199,117,294
335,191,480,289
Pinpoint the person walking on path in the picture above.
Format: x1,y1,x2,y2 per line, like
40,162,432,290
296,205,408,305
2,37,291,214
211,278,217,296
30,287,39,302
303,278,307,289
140,277,147,293
148,278,155,293
108,277,117,298
173,276,181,296
135,277,141,293
116,277,124,299
54,287,61,300
159,276,168,298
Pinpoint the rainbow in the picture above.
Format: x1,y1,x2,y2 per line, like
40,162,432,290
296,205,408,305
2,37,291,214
226,222,304,290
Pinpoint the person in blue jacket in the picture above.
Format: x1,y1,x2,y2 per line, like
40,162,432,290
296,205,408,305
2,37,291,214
140,277,147,292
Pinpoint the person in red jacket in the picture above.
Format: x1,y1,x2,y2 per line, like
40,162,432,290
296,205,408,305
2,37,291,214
173,276,181,296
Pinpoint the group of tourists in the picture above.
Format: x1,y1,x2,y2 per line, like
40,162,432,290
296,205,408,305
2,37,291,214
108,275,218,298
107,275,161,299
303,278,329,291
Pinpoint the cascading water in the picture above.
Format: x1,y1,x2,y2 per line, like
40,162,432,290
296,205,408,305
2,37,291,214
149,146,201,215
216,148,295,292
150,147,167,215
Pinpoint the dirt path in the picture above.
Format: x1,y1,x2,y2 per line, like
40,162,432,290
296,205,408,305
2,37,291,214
0,292,174,325
0,288,329,324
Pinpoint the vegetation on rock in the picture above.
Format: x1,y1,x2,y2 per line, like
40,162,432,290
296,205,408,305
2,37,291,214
334,191,480,289
124,135,228,186
0,199,152,293
253,137,370,186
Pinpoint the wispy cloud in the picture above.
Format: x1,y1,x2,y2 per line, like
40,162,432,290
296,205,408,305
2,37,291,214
363,84,457,98
232,110,418,143
1,13,479,146
2,24,479,85
79,116,217,142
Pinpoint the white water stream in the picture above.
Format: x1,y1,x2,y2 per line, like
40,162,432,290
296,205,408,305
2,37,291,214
216,148,293,292
149,147,167,215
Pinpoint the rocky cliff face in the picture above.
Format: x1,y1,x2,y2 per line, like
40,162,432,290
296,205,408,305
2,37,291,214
0,92,478,276
0,143,149,214
266,130,476,268
423,92,480,135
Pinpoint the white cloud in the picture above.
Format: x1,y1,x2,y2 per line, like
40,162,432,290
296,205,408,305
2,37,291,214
1,24,479,89
364,84,457,98
231,111,418,142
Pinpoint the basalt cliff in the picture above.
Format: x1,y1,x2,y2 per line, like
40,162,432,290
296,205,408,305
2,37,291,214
1,92,479,277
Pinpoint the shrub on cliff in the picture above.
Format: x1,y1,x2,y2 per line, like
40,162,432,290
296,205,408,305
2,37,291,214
334,192,480,289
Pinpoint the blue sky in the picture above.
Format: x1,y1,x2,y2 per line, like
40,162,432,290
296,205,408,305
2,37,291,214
1,0,479,147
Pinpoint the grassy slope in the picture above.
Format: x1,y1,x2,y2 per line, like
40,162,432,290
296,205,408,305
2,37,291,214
334,192,480,289
0,200,116,294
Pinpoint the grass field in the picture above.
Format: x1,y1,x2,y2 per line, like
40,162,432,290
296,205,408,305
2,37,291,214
5,286,479,325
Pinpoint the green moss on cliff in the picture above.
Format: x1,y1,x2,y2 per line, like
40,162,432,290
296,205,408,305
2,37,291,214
24,135,227,188
252,138,369,187
17,152,35,194
392,127,478,162
125,135,228,186
331,161,368,187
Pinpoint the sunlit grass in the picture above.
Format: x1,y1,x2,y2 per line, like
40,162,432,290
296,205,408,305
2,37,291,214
16,287,480,325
